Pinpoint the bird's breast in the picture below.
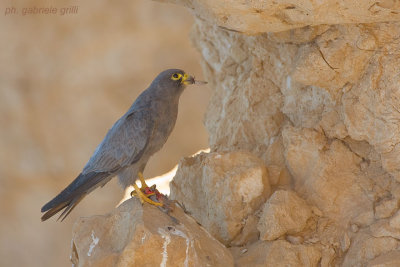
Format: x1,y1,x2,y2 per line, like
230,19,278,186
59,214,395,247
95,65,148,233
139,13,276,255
146,99,179,155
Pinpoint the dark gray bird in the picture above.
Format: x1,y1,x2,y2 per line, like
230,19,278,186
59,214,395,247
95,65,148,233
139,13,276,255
41,69,205,221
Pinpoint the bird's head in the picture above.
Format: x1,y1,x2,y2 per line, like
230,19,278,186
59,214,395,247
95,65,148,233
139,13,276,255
150,69,207,98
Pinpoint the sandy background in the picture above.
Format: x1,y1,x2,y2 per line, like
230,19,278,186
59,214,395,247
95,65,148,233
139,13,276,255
0,1,209,266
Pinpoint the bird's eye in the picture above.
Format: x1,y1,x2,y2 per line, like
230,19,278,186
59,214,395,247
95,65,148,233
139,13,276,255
171,73,182,81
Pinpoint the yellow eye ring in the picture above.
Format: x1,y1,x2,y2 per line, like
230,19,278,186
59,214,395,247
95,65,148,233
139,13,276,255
171,73,182,80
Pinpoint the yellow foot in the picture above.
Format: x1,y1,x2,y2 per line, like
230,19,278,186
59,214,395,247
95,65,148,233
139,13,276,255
138,172,149,188
130,172,163,207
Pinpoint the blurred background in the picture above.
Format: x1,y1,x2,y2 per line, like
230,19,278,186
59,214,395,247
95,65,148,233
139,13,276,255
0,0,209,266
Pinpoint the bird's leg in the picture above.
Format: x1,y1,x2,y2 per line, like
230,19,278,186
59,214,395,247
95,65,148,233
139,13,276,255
130,172,154,197
130,172,163,207
138,172,149,188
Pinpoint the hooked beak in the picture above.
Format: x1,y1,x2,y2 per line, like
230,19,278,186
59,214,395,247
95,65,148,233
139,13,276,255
182,73,208,85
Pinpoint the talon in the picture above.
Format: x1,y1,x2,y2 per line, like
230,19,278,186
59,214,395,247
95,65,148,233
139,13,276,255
132,181,163,206
130,172,171,208
130,190,138,197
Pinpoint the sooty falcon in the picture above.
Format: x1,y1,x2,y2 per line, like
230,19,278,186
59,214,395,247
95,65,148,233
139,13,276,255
41,69,206,221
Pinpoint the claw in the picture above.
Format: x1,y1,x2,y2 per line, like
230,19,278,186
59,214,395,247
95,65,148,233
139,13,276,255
132,183,163,206
130,172,163,207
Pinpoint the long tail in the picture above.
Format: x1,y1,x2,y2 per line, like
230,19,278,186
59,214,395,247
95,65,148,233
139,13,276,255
41,171,112,221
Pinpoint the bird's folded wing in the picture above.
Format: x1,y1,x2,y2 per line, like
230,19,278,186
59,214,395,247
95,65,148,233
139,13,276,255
82,108,154,174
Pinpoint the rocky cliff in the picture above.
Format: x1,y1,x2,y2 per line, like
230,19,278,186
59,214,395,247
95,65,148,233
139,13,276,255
71,1,400,266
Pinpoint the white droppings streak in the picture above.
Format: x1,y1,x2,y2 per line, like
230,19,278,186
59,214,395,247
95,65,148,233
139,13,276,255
141,233,147,244
158,228,171,267
70,239,74,261
269,136,276,145
170,228,190,267
286,75,292,90
87,230,99,257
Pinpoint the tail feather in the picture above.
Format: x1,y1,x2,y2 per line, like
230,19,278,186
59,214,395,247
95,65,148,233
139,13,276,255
57,194,85,221
41,202,70,221
41,171,112,221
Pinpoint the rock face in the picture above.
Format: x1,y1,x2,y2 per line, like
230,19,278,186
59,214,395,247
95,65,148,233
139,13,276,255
257,190,312,241
170,151,270,246
163,0,400,266
236,240,322,267
70,0,400,266
71,199,234,267
162,0,400,34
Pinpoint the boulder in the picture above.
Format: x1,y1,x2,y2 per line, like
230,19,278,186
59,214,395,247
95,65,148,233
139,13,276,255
170,151,270,245
236,240,322,267
342,231,398,267
257,190,312,241
71,198,234,267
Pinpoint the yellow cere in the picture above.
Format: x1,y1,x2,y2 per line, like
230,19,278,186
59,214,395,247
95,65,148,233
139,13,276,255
182,74,192,85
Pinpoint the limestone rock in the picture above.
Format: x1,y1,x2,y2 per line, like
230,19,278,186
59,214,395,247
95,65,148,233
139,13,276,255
184,16,400,265
375,198,399,219
191,21,288,160
182,12,400,266
367,251,400,267
170,151,271,245
389,210,400,229
230,214,259,246
161,0,400,34
342,231,399,267
342,41,400,182
370,219,400,240
236,240,322,267
257,190,312,241
71,198,234,267
283,126,373,226
190,18,400,185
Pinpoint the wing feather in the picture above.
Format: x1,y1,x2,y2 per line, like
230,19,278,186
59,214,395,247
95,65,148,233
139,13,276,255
82,108,154,174
41,108,154,221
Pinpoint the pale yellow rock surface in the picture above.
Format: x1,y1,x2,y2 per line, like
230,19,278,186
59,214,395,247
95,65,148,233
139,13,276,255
389,210,400,229
236,240,322,267
367,251,400,267
190,18,400,187
283,126,374,226
170,151,271,245
71,198,234,267
342,231,399,267
257,190,312,241
161,0,400,34
375,198,399,219
370,219,400,240
177,11,400,264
